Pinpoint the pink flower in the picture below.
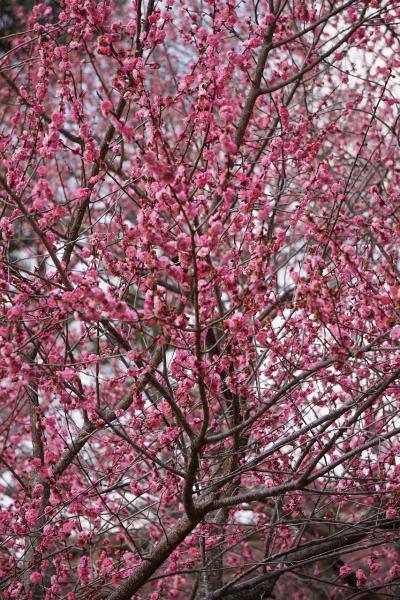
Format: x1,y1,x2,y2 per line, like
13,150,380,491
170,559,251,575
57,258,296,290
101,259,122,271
220,105,234,124
76,187,90,200
25,508,38,526
386,507,398,519
339,565,352,576
356,568,367,588
37,165,48,177
78,556,91,584
390,326,400,340
220,135,237,154
126,246,136,259
389,564,400,577
29,572,42,584
100,99,113,116
51,111,64,129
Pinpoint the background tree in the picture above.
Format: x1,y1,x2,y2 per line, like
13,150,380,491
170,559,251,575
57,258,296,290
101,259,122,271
1,0,400,599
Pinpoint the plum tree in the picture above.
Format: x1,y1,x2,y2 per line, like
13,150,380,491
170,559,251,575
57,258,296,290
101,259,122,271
1,1,400,599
